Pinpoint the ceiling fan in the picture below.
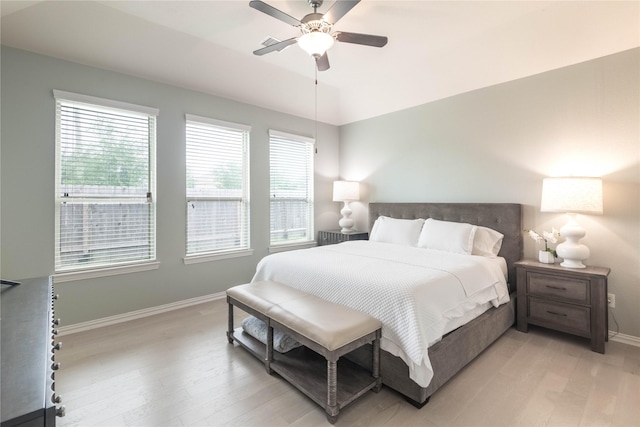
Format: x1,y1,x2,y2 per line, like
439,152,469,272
249,0,388,71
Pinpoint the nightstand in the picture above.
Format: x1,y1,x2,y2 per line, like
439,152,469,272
317,230,368,246
515,260,610,353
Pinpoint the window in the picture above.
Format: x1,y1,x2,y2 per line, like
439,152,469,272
269,130,314,246
54,90,157,273
185,115,250,258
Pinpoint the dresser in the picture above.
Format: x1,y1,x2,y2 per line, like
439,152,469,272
1,277,64,427
515,260,610,353
317,230,368,246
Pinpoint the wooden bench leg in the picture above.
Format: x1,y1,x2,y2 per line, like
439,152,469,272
372,330,382,392
326,357,339,424
265,318,274,374
226,298,234,344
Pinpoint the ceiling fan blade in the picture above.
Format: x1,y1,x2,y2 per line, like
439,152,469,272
249,0,301,26
335,31,388,47
322,0,360,25
316,53,330,71
253,38,298,55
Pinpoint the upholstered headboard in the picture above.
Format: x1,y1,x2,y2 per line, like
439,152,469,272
369,203,523,289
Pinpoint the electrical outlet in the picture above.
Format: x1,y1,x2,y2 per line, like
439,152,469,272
608,293,615,308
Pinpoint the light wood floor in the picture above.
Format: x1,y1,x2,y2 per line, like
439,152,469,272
56,298,640,427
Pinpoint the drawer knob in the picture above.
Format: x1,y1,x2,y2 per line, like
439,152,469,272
546,285,567,291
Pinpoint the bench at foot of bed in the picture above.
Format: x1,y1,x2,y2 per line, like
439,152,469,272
226,280,382,424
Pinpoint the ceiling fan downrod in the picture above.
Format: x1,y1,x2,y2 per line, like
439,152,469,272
308,0,324,12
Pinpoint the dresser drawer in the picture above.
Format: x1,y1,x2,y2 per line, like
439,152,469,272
529,297,591,336
527,272,589,304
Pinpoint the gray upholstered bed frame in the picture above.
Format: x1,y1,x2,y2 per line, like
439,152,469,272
346,202,523,407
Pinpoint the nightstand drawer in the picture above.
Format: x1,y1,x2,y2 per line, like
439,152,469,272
516,260,609,353
527,272,589,304
529,297,590,336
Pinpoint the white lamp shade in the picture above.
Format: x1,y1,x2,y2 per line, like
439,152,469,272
298,31,334,57
540,176,603,268
333,181,360,202
540,177,603,214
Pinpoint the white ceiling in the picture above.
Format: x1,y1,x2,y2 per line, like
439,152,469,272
1,1,638,125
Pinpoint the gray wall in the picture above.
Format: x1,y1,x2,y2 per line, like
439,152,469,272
340,48,640,338
1,47,340,325
3,46,639,339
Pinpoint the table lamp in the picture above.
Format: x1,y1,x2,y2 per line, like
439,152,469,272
540,177,603,268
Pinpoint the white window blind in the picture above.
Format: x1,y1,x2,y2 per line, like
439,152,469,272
54,91,157,272
186,115,250,256
269,130,314,246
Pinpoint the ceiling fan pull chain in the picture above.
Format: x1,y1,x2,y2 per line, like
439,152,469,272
315,65,318,146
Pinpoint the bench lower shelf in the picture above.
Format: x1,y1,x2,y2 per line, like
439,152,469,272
232,328,379,412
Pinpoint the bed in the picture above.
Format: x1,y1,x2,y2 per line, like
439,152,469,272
252,202,522,407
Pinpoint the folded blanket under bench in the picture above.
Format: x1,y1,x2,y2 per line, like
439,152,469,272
241,315,301,353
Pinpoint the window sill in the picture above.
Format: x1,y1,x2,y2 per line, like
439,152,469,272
54,262,160,283
268,241,317,253
183,249,254,265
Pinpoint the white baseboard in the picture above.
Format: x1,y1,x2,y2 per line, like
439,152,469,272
58,295,640,348
609,331,640,348
57,291,226,336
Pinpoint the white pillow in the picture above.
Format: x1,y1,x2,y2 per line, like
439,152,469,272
417,218,477,255
369,216,425,246
472,226,504,257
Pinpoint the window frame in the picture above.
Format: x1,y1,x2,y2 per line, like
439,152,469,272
53,90,159,281
268,129,315,250
183,114,252,264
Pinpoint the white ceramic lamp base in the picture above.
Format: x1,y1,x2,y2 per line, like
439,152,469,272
338,201,355,233
556,213,589,268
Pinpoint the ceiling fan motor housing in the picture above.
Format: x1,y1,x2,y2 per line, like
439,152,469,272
301,14,332,34
301,13,325,25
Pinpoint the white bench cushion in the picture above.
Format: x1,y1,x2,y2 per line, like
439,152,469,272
269,296,381,351
226,280,309,314
227,281,381,352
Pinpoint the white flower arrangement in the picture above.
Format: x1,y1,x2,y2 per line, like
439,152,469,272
524,228,562,257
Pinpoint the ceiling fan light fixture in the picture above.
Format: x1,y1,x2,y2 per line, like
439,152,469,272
298,31,334,58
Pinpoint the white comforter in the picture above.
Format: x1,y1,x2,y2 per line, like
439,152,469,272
252,240,510,387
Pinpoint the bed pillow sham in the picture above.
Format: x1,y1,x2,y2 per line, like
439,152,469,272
472,226,504,257
417,218,477,255
369,216,425,246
